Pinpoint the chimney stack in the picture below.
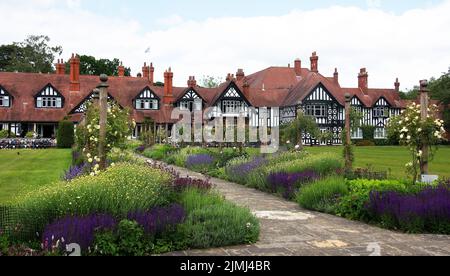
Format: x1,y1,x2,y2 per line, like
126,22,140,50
310,52,319,73
163,68,175,105
55,59,65,75
118,63,125,77
226,73,235,82
142,62,150,79
294,59,302,76
149,63,155,85
236,69,245,82
358,68,369,94
334,68,339,83
70,54,80,92
395,78,400,93
187,76,197,88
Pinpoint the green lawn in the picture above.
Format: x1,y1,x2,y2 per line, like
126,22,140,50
306,146,450,179
0,149,72,204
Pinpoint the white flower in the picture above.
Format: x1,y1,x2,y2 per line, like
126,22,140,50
400,134,404,139
398,120,403,125
407,135,411,140
90,172,95,176
86,153,91,158
111,163,116,167
417,128,422,133
94,138,98,142
246,223,252,229
286,140,291,144
401,127,408,133
435,131,440,137
405,162,413,167
95,125,100,130
295,145,300,150
88,158,93,163
418,150,423,157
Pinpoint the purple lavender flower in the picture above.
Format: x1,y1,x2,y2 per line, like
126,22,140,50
227,157,267,184
127,204,186,235
136,145,146,153
42,214,117,251
367,183,450,233
62,162,89,181
186,154,215,170
268,171,319,199
172,177,212,192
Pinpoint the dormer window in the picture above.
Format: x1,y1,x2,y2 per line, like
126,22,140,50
0,86,11,107
178,89,203,112
36,84,64,109
135,88,159,110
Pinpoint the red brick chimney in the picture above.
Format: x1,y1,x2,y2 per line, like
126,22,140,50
142,62,150,79
118,63,125,77
294,59,302,76
70,54,80,92
163,68,175,105
395,78,400,92
149,62,155,85
358,68,369,94
334,68,339,83
187,76,197,88
310,52,319,73
55,59,65,75
236,69,245,82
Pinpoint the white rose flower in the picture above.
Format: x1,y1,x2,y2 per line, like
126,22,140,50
295,145,300,150
407,135,411,140
400,134,404,139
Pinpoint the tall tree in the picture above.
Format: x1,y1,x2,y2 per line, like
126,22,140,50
65,55,131,76
0,35,62,73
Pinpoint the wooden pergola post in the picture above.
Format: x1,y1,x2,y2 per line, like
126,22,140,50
419,80,430,175
97,74,109,170
344,93,353,170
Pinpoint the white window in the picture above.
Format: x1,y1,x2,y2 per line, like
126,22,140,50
374,128,387,139
37,97,62,108
351,128,363,139
374,107,388,118
136,99,158,110
0,96,10,107
180,101,191,111
222,100,244,114
305,105,327,118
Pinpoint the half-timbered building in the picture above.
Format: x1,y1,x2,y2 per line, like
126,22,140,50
0,52,407,144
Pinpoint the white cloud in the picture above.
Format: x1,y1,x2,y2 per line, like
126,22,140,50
0,1,449,91
156,14,184,27
366,0,382,9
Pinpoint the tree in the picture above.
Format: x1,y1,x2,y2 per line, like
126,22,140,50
0,35,62,73
65,55,131,76
57,120,75,148
200,75,223,88
387,103,445,183
282,112,320,150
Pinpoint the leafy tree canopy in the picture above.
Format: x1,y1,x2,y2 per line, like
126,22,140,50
0,35,62,73
65,55,131,77
200,75,223,88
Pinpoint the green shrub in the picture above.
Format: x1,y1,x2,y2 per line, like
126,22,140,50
57,120,74,148
108,148,145,165
0,130,10,139
143,144,176,161
125,140,143,151
92,220,150,256
14,163,174,236
268,153,343,176
25,131,35,139
296,176,348,214
338,179,414,221
362,125,376,141
179,189,259,249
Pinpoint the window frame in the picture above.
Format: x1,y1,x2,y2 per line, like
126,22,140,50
374,128,387,139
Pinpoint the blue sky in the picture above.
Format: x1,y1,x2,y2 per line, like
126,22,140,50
1,0,449,89
70,0,443,30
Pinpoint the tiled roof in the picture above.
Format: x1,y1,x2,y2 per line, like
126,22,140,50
0,61,406,124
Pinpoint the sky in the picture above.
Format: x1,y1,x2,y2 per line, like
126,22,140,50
0,0,449,90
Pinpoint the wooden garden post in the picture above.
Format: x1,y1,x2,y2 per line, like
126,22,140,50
296,101,303,150
344,93,353,170
97,74,109,170
419,80,429,175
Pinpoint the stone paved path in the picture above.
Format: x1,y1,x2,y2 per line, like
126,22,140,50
156,162,450,256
